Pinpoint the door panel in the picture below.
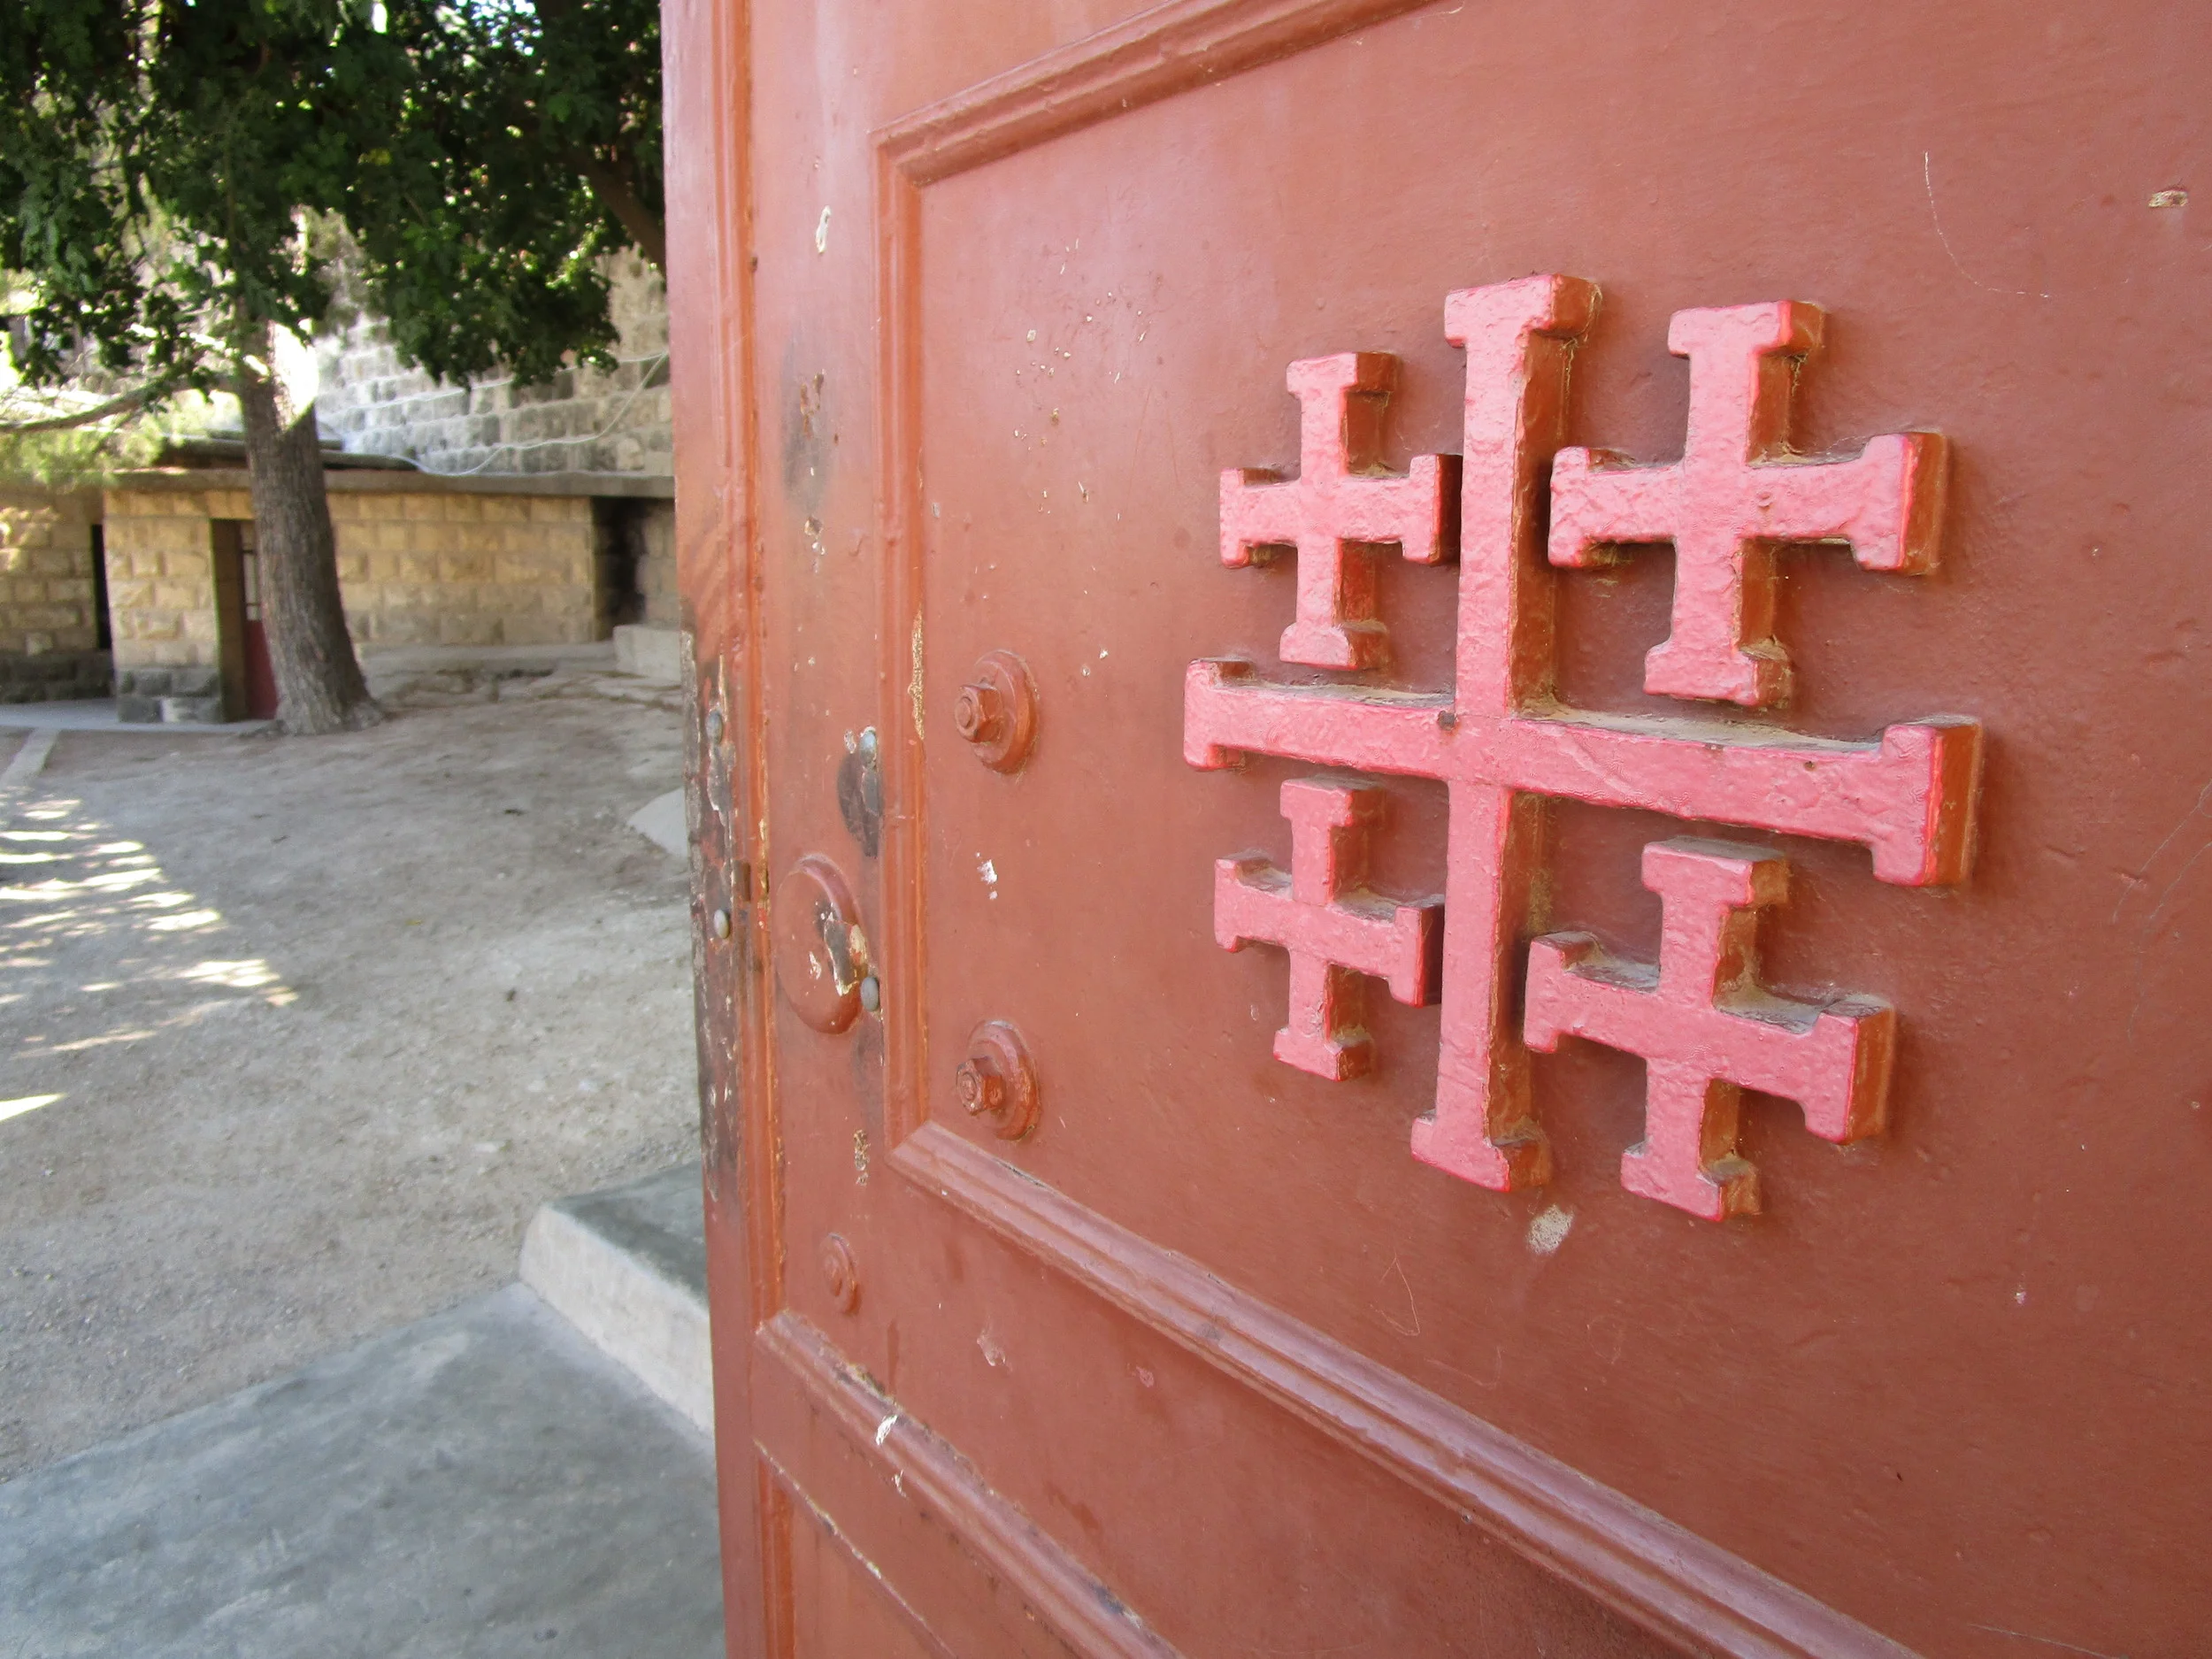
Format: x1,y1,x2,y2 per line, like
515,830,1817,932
786,1491,953,1659
668,1,2211,1654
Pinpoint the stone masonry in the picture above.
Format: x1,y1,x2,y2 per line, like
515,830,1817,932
314,251,677,645
103,472,642,721
0,486,111,702
316,253,672,480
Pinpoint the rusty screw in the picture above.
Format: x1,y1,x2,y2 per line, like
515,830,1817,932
953,681,1008,745
955,1056,1007,1117
953,1021,1038,1141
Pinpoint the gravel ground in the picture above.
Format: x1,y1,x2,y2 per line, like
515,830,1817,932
0,676,698,1481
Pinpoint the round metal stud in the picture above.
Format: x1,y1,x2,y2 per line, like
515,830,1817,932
953,1020,1039,1141
772,856,868,1033
952,649,1038,772
710,908,733,940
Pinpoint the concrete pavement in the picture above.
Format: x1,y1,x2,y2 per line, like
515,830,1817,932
0,1283,723,1658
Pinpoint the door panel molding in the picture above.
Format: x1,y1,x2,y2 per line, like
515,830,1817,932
755,1310,1180,1658
891,1126,1910,1659
879,0,1431,185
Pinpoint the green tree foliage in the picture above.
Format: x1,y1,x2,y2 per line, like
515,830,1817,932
0,0,664,730
349,0,664,388
2,0,664,413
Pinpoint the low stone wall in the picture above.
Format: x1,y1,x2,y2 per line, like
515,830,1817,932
102,482,247,671
0,649,112,704
103,472,673,664
0,487,110,701
328,488,597,650
112,664,223,725
101,469,671,722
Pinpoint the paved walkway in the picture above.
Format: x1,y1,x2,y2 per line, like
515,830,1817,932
0,1285,724,1658
0,698,270,733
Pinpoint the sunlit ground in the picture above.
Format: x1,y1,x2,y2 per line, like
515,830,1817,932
2,797,296,1127
0,697,697,1482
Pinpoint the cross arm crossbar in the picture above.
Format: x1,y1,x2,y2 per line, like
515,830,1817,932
1184,660,1981,886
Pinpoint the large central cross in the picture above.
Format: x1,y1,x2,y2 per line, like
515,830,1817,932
1187,275,1980,1201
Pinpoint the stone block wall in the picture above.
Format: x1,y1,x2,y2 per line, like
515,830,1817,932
102,484,247,669
0,487,111,701
639,501,677,627
317,252,672,478
328,490,597,649
103,479,602,680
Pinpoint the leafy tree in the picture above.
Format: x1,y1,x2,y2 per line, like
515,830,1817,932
348,0,664,389
0,0,664,733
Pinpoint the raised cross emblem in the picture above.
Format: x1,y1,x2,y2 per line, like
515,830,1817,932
1523,839,1895,1220
1219,352,1458,670
1188,275,1981,1219
1214,778,1442,1080
1548,302,1947,707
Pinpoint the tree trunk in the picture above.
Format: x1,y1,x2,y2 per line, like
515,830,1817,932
235,329,381,734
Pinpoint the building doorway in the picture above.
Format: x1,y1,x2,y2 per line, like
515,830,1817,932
211,520,279,721
88,522,111,651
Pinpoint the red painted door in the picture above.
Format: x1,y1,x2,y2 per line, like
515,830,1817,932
667,4,2209,1655
238,534,279,722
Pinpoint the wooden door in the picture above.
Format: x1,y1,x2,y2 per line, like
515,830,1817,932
666,4,2209,1654
211,520,279,722
236,525,279,721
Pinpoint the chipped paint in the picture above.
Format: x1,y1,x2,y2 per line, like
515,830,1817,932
1526,1206,1575,1256
909,613,926,739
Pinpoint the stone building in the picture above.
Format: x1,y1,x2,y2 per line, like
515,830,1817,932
0,250,678,718
103,461,672,722
0,486,111,703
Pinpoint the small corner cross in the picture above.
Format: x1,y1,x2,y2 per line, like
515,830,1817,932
1215,777,1442,1080
1523,838,1897,1219
1219,352,1459,672
1548,302,1947,707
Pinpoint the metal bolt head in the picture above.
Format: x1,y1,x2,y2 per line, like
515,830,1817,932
955,1057,1005,1117
952,1022,1038,1141
705,708,725,741
954,682,1007,743
857,974,881,1013
710,908,733,940
952,651,1038,772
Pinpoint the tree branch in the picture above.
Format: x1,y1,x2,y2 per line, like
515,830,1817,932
0,386,154,434
573,153,665,272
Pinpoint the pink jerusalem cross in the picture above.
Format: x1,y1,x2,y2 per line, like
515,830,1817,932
1219,352,1459,671
1523,839,1895,1220
1548,302,1947,707
1215,777,1441,1080
1188,275,1980,1202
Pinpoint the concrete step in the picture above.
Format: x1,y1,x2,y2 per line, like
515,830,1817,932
0,1285,722,1657
520,1163,711,1437
612,625,682,685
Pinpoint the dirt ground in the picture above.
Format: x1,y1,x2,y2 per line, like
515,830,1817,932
0,675,698,1480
